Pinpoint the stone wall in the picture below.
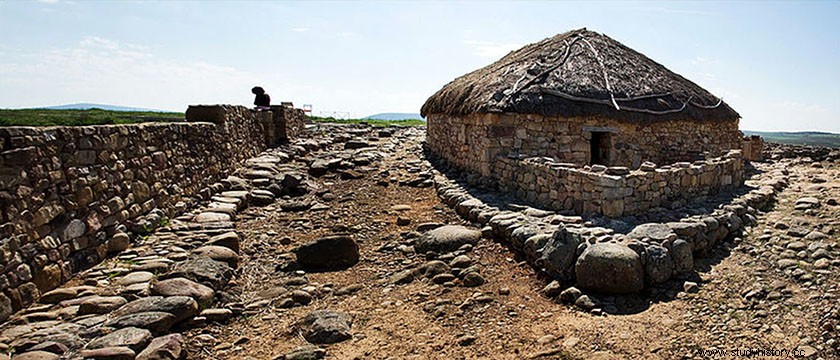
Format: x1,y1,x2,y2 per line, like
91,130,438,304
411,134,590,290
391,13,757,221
742,135,764,161
269,105,306,143
491,151,745,217
0,105,292,316
433,164,788,295
426,113,743,176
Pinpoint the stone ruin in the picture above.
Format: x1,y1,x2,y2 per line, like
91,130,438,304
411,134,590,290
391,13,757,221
0,105,305,322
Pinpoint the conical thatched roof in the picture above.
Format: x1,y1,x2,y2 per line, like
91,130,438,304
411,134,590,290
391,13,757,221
421,29,739,122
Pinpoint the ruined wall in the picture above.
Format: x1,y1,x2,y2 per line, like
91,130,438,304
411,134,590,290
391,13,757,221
269,105,306,142
742,135,764,161
426,113,743,176
491,150,745,217
0,105,275,315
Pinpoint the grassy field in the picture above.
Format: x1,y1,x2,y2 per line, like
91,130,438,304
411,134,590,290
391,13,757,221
743,130,840,148
0,108,184,127
308,115,425,127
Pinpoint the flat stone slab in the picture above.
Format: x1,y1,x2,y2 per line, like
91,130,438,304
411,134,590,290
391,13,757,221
193,212,232,223
87,327,152,352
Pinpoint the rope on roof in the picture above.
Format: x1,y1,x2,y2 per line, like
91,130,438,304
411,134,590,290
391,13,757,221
579,37,620,110
507,35,585,96
540,87,696,115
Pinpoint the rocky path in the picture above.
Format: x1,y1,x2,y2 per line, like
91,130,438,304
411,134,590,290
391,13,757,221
0,125,836,360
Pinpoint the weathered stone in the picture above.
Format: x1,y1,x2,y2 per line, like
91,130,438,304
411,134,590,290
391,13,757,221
293,235,359,271
32,264,62,293
79,347,136,360
671,239,693,273
200,308,233,323
627,223,676,242
282,345,326,360
9,351,60,360
193,212,231,223
297,310,353,344
111,296,199,323
105,312,177,335
575,243,644,294
135,334,185,360
644,245,674,284
78,296,128,315
151,277,215,309
537,228,581,282
415,225,481,254
108,232,131,254
559,287,582,303
164,257,233,290
207,232,240,253
87,327,152,352
191,246,239,268
117,271,155,286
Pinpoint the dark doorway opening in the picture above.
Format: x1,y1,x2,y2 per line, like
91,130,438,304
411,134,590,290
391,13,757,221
590,132,611,166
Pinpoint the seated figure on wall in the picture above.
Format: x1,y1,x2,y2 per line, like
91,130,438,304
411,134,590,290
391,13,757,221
252,86,271,110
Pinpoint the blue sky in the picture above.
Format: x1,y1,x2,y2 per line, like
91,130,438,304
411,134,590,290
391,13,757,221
0,1,838,132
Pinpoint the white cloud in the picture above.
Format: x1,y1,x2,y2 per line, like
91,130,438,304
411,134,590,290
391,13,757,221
291,27,310,32
691,56,719,66
463,40,520,58
0,36,258,111
36,0,61,3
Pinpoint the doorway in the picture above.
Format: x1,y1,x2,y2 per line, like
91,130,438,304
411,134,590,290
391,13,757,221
590,132,611,166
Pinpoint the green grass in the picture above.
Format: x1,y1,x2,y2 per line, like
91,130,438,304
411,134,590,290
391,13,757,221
743,130,840,148
308,115,425,127
0,108,184,127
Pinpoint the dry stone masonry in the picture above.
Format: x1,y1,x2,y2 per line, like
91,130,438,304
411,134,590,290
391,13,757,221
492,150,745,217
0,105,303,322
432,159,790,296
426,113,743,177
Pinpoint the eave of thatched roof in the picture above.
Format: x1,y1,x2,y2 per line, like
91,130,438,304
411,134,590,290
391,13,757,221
421,29,740,122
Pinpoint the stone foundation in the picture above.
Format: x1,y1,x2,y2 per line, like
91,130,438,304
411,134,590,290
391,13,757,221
432,163,789,295
492,150,745,217
0,105,302,319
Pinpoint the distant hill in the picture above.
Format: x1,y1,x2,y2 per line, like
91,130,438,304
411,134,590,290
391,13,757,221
743,130,840,148
363,113,424,121
39,103,167,113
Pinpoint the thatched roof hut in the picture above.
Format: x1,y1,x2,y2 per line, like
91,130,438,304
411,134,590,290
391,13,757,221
421,28,739,123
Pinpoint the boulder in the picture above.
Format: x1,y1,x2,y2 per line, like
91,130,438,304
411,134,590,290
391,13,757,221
293,235,359,271
297,310,353,344
537,228,581,282
575,243,644,294
644,245,674,284
414,225,481,254
671,239,694,273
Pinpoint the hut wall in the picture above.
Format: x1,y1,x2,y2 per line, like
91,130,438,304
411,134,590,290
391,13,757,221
426,113,742,171
491,150,745,217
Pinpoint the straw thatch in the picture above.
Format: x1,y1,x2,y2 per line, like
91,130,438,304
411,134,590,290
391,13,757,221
421,29,739,122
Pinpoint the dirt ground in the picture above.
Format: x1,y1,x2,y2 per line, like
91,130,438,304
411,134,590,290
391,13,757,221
187,132,838,360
